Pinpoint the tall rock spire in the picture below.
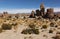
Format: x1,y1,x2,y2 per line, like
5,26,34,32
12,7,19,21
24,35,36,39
40,3,45,16
40,3,45,9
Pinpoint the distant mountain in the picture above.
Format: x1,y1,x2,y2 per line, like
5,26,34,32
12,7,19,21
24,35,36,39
54,12,60,14
54,12,60,17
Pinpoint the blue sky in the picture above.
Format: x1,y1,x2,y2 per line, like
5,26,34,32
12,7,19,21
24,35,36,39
0,0,60,13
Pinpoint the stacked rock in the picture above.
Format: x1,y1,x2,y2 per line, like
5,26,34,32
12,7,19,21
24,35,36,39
29,10,35,18
36,9,40,16
45,8,54,19
36,3,45,16
40,3,45,16
29,3,57,19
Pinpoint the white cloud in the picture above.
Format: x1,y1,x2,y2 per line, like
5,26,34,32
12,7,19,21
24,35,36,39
0,8,37,14
0,7,60,14
54,8,60,12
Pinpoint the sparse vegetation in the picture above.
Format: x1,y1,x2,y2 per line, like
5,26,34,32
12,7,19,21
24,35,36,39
42,25,47,29
49,30,53,33
50,22,55,27
0,2,60,39
53,32,60,39
32,29,39,34
24,36,33,39
29,24,35,29
0,28,3,33
12,23,17,26
55,25,58,28
56,31,60,34
21,29,28,34
2,23,12,30
52,35,60,39
21,23,39,34
21,28,39,34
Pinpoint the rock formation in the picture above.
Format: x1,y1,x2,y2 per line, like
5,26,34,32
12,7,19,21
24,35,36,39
36,9,40,16
46,8,54,19
29,3,59,20
40,3,45,16
29,10,35,18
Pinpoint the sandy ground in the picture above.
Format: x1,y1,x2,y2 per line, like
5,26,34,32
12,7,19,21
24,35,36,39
0,23,57,39
0,18,59,39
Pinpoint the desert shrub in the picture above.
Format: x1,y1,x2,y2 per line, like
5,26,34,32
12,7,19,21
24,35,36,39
21,23,39,34
15,16,18,19
24,36,33,39
52,35,60,39
56,31,60,34
59,17,60,19
32,29,39,34
8,16,11,18
54,18,58,21
2,24,12,30
53,31,60,39
0,28,3,33
29,24,35,29
12,23,17,26
55,25,58,28
23,16,26,19
28,29,34,34
12,18,16,21
53,32,60,39
49,30,53,33
50,22,55,27
21,29,39,34
21,29,28,34
43,35,47,37
21,29,34,34
6,18,11,20
4,20,6,22
42,25,47,29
